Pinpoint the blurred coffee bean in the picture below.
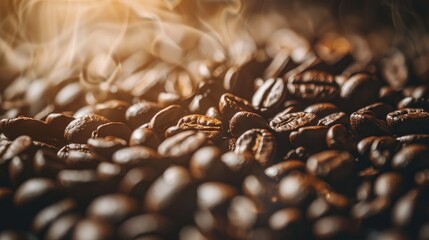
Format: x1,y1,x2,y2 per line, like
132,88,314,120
369,137,400,169
96,162,123,183
350,111,391,138
352,197,392,229
227,196,267,236
392,189,425,230
278,172,316,207
398,97,429,111
219,93,256,121
1,135,34,162
290,125,328,151
0,231,32,240
205,106,222,120
9,154,35,186
304,103,339,118
235,129,276,167
118,167,160,200
264,160,306,182
125,101,162,129
117,214,175,240
87,137,127,159
0,117,50,141
91,122,131,141
148,105,188,136
72,219,114,240
221,151,259,186
94,100,129,123
326,124,356,151
87,194,139,225
64,114,109,144
374,172,404,198
197,182,237,214
357,102,395,120
287,71,339,102
129,128,160,149
54,82,85,112
176,114,223,140
158,130,206,165
392,144,429,173
269,208,306,239
188,81,224,114
112,146,162,170
397,134,429,145
44,213,81,240
189,146,230,182
307,195,349,221
229,111,268,138
45,113,75,140
386,108,429,135
340,73,381,111
252,78,287,116
312,216,360,239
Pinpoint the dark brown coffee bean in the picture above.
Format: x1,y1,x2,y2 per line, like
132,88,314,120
306,150,354,189
189,146,230,182
283,147,311,162
415,169,429,187
235,129,276,167
227,196,267,234
118,167,160,200
326,124,356,151
350,111,391,137
392,144,429,172
307,194,350,221
96,162,123,183
205,106,222,120
279,172,316,207
158,130,206,165
269,111,318,134
264,160,306,182
144,166,196,221
9,155,35,186
219,93,255,121
33,150,66,179
72,219,114,240
0,117,50,140
386,108,429,135
229,111,268,138
0,231,32,240
45,113,75,140
242,174,276,206
398,97,429,111
188,81,224,114
357,136,379,158
269,208,305,239
112,146,162,169
1,135,34,162
176,114,223,140
32,198,77,237
264,52,296,79
357,102,395,120
129,128,160,149
369,136,400,169
304,103,339,118
290,126,328,151
87,194,139,224
351,197,391,229
64,114,109,144
125,101,162,129
380,50,409,89
317,112,348,127
312,216,359,239
94,100,129,123
374,172,404,198
197,182,237,213
117,214,175,240
54,82,85,112
392,189,424,229
164,126,188,138
221,151,259,186
374,230,410,240
379,86,403,106
57,144,102,169
45,213,81,240
397,134,429,145
286,71,339,102
91,122,131,141
87,137,127,159
252,78,286,115
340,73,381,110
148,105,188,135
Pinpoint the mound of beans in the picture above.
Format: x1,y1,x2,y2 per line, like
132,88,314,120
1,49,429,240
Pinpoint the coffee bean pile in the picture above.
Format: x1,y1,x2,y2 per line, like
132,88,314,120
1,47,429,240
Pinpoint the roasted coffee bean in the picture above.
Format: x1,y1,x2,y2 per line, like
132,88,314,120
72,219,114,240
304,103,339,118
386,108,429,135
87,137,127,159
144,166,196,222
164,126,187,138
96,162,123,182
264,52,296,79
112,146,162,169
374,172,404,198
326,124,356,151
0,231,32,240
350,111,391,137
397,134,429,145
264,160,306,182
197,182,237,213
188,81,224,114
54,82,85,112
189,146,230,182
125,101,162,129
129,128,160,149
118,167,160,200
351,197,392,229
32,198,78,237
252,78,286,115
415,169,429,187
279,172,316,207
392,144,429,173
64,114,109,144
269,111,318,134
44,213,81,240
317,111,348,127
229,111,268,138
357,136,379,158
57,144,102,169
117,214,175,240
235,129,276,167
221,151,259,186
34,150,66,179
158,130,206,165
218,93,256,121
290,125,328,151
91,122,131,141
205,106,222,120
227,196,268,235
287,71,339,101
307,194,350,221
269,208,306,239
379,86,404,106
1,135,34,162
45,113,75,139
176,114,223,140
306,150,354,190
392,189,424,230
357,102,395,120
242,174,276,205
9,155,35,186
340,73,381,110
369,136,399,169
312,216,359,239
94,100,129,123
0,117,50,140
398,97,429,111
283,146,311,162
87,194,139,224
148,105,188,135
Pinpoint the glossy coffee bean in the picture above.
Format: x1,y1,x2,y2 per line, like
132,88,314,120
112,146,162,169
87,194,139,224
290,125,328,151
1,135,34,162
317,112,348,127
94,100,129,123
392,144,429,173
357,102,395,120
176,114,223,140
252,78,287,115
189,146,230,182
287,71,339,102
396,134,429,146
369,136,400,169
129,128,160,149
125,101,162,129
87,137,127,159
279,172,316,207
386,108,429,135
64,114,109,144
398,97,429,111
148,105,188,135
219,93,256,121
229,111,268,138
91,122,131,141
304,103,339,118
235,129,276,167
269,111,318,134
0,117,50,140
350,111,391,138
158,130,206,165
45,113,75,140
72,219,114,240
326,124,356,151
264,160,306,182
340,73,381,110
57,144,102,169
